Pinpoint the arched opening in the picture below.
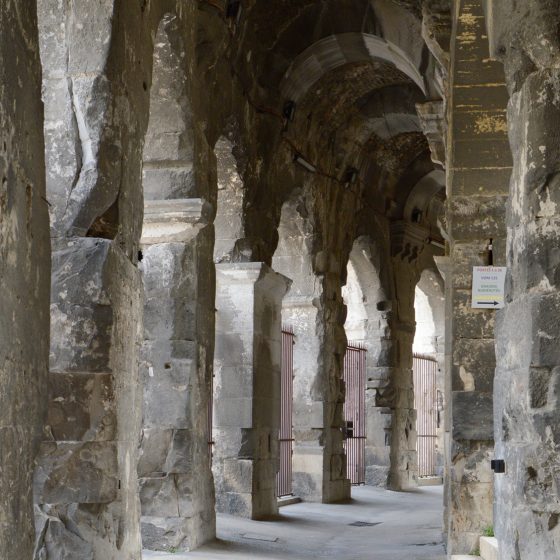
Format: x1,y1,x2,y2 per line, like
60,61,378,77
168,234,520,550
412,269,445,483
272,189,332,502
342,236,393,488
211,134,290,519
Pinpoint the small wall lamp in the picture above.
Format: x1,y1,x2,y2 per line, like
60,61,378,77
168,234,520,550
294,153,317,173
226,0,241,19
343,167,358,186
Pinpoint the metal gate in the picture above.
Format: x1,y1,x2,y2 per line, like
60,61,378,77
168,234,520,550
277,326,295,497
413,354,438,478
343,343,367,485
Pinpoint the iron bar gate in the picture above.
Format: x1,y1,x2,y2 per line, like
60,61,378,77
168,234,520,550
277,326,295,497
343,343,367,485
413,354,438,478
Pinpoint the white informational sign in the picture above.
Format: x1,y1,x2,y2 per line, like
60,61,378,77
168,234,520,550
471,266,507,309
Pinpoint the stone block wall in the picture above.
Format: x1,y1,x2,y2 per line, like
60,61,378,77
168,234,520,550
213,263,290,518
445,0,512,553
35,239,143,559
0,2,50,557
139,218,215,552
483,1,560,557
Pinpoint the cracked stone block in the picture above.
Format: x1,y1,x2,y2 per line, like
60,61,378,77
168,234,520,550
34,442,118,504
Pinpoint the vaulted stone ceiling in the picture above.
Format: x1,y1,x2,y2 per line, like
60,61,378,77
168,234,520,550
222,0,449,239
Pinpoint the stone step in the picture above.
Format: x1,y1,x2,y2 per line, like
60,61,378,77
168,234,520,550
480,536,499,560
278,495,301,507
142,552,190,559
418,476,443,487
451,556,482,560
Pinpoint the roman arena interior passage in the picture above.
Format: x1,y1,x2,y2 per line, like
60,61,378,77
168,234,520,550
1,1,559,559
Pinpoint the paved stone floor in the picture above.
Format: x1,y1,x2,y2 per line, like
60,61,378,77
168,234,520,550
143,485,445,560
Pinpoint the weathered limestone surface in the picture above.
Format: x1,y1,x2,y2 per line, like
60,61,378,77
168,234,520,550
273,192,351,503
0,0,518,556
213,263,291,518
139,201,215,552
445,0,512,554
343,237,393,487
137,9,216,550
0,2,50,557
385,224,430,491
35,1,199,556
35,239,143,559
483,1,560,558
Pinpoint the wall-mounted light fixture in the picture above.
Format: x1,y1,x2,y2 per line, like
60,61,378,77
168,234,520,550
426,237,445,249
283,100,296,122
343,167,358,187
411,208,423,223
226,0,241,19
294,153,316,173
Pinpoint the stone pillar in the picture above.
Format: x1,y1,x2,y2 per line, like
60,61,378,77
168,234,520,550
35,238,143,559
386,322,417,490
363,301,393,488
445,0,512,553
434,255,453,539
283,297,324,501
138,199,215,552
282,290,351,504
213,263,290,519
316,268,353,504
375,222,426,491
0,2,50,557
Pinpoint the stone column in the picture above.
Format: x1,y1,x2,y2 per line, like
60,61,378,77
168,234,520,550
445,0,512,553
138,199,215,552
213,263,291,519
357,292,394,488
35,238,143,559
434,255,453,539
364,340,393,488
281,290,351,504
282,297,325,501
0,2,50,557
385,323,417,490
375,222,425,491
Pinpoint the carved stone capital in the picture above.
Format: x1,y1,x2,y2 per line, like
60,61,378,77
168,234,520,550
390,221,429,263
141,198,212,245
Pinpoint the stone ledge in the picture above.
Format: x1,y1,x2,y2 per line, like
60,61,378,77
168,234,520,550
480,536,498,560
278,495,301,507
418,476,443,486
142,551,190,559
141,198,212,244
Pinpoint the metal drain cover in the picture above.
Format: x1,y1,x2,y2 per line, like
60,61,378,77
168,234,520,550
348,521,381,527
241,533,279,542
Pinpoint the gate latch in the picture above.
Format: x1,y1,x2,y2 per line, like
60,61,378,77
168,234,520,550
342,420,354,440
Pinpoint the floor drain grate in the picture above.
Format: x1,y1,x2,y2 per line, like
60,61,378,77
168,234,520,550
241,533,279,542
348,521,381,527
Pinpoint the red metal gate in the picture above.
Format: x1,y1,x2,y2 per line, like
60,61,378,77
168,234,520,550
277,326,295,497
343,343,367,485
413,354,438,477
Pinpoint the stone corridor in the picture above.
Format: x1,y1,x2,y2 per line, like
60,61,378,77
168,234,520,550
144,486,445,560
3,1,560,559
